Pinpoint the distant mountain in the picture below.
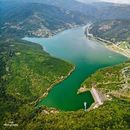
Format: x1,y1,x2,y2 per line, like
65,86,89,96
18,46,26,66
19,0,130,20
90,20,130,43
1,0,130,38
92,3,130,20
1,0,130,21
76,0,101,3
0,1,88,38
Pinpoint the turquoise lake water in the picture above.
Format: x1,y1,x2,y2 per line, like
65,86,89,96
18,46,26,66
24,27,127,111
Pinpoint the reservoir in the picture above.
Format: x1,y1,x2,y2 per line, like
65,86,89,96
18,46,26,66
24,26,127,111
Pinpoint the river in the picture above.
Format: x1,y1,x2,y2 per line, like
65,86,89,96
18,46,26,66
23,26,127,111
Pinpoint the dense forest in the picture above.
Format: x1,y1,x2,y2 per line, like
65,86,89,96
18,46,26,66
0,38,130,130
0,38,74,129
81,61,130,100
0,0,130,130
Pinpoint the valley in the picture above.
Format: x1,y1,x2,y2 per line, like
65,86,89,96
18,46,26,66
24,27,127,111
0,0,130,129
0,1,88,38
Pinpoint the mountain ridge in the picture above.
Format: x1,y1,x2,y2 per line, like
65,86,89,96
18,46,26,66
0,2,89,38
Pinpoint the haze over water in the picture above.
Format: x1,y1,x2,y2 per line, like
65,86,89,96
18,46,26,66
24,27,127,111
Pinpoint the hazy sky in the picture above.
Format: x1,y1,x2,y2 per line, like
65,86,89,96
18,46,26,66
77,0,130,4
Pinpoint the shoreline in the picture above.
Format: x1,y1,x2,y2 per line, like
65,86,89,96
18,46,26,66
31,25,108,111
32,24,82,38
23,33,76,107
31,24,123,111
78,25,127,109
78,87,106,110
32,65,76,106
85,25,130,59
90,87,104,109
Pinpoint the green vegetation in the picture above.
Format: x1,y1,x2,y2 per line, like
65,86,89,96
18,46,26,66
1,98,130,130
81,61,130,100
23,99,130,130
0,38,73,129
1,39,73,101
1,1,130,129
118,41,130,50
1,40,130,129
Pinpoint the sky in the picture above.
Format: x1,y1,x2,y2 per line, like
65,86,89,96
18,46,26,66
77,0,130,4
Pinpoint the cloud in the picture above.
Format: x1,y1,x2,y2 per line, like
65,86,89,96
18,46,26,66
101,0,130,4
77,0,130,4
77,0,101,3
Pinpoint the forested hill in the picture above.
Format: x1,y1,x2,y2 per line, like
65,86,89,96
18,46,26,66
46,1,130,20
1,1,130,38
0,2,88,38
90,20,130,43
5,0,130,20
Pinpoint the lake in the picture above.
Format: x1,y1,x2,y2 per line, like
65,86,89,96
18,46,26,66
24,26,127,111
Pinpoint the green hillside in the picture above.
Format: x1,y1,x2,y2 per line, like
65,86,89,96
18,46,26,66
22,99,130,130
0,1,130,130
0,38,73,128
81,61,130,100
1,54,130,129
